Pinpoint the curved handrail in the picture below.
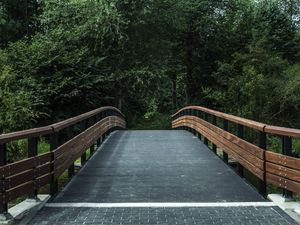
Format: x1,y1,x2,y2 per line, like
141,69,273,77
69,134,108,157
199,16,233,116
172,106,300,137
172,105,300,196
0,106,126,210
51,106,124,132
0,106,124,144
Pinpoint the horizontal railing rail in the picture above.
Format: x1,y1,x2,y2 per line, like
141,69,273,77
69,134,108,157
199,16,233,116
0,106,126,217
0,106,125,144
172,106,300,198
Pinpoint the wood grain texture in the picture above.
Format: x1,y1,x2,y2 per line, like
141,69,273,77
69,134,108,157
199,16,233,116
173,116,264,180
173,105,300,138
266,151,300,171
172,106,266,131
54,116,126,178
266,172,300,193
0,106,125,143
266,162,300,183
0,152,51,178
173,114,300,193
0,110,126,204
264,126,300,138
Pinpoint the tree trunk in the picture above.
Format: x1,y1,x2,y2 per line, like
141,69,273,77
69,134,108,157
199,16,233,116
171,74,177,110
185,31,194,104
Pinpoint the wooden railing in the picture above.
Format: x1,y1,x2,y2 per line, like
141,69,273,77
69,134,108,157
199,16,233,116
172,106,300,198
0,106,126,215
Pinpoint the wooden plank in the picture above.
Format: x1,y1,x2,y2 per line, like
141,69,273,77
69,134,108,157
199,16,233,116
266,172,300,194
264,126,300,139
172,106,266,131
37,152,52,165
0,126,53,144
35,163,52,177
6,181,34,202
0,107,125,145
266,151,300,171
266,162,300,182
0,152,52,178
173,106,300,138
174,116,264,160
35,173,52,188
52,116,125,174
1,162,52,193
190,116,264,159
179,117,264,170
54,155,77,178
186,121,264,179
4,170,34,190
51,107,125,132
173,118,264,180
0,157,36,178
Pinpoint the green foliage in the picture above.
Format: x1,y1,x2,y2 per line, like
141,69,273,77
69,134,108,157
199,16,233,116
133,113,171,130
0,0,300,133
0,0,40,47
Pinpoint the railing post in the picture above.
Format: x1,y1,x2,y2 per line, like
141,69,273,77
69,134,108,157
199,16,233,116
258,131,267,197
195,110,202,140
223,119,229,164
89,117,95,155
203,113,209,146
90,144,95,155
28,137,39,200
50,132,59,197
0,143,11,220
97,136,101,148
67,126,75,179
237,124,244,177
81,120,87,165
282,136,293,199
212,115,217,154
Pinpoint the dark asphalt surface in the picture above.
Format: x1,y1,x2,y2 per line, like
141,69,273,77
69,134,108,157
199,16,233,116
27,130,298,225
54,130,264,203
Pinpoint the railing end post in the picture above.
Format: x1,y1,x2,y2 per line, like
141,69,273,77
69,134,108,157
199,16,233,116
0,143,10,218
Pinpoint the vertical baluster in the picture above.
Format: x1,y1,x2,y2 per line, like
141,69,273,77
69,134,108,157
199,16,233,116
0,143,11,219
212,116,217,154
28,137,39,200
191,109,195,135
282,136,293,199
196,110,202,140
103,111,108,139
67,126,75,179
258,131,267,197
81,120,87,165
223,119,229,164
204,113,209,146
237,124,244,177
89,117,95,156
50,132,59,196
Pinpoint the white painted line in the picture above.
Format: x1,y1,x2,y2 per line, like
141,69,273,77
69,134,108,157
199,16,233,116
46,202,277,208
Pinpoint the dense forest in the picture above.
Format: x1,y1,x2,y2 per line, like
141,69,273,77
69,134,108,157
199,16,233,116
0,0,300,132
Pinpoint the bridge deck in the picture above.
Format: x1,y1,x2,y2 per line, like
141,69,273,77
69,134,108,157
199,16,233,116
27,130,298,225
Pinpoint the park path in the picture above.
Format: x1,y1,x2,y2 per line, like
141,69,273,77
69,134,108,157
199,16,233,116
27,130,298,225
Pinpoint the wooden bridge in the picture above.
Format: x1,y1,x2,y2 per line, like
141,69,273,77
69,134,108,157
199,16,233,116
0,106,300,224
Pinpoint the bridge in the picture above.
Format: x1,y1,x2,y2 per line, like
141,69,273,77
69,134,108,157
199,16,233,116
0,106,300,224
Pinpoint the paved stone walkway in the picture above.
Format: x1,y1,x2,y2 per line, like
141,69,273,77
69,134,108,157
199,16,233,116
26,130,299,225
29,206,298,225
